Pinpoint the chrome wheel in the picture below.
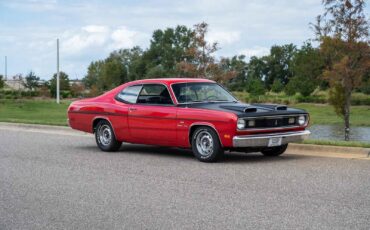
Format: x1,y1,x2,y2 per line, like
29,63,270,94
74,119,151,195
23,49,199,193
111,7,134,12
195,130,214,157
98,124,112,146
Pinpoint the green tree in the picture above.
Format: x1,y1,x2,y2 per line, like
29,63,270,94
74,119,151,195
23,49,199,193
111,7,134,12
219,55,248,90
83,61,104,89
0,74,4,89
98,57,127,91
83,47,145,92
176,22,219,79
145,65,167,78
264,44,297,89
23,71,40,91
313,0,370,140
50,72,70,97
143,25,193,77
289,43,325,96
246,56,267,81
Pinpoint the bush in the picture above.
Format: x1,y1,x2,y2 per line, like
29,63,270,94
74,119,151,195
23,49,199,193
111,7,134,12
351,93,370,105
360,78,370,95
246,79,265,96
284,81,296,96
20,91,40,98
296,95,327,103
61,90,71,99
271,79,284,93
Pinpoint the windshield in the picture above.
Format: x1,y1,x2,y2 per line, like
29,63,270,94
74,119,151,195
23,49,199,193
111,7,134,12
171,82,237,104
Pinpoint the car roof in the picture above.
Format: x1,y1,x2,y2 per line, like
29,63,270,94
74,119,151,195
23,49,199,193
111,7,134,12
127,78,215,85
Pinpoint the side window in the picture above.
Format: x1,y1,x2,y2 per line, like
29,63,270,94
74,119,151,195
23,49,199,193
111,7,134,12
116,85,142,103
137,84,173,105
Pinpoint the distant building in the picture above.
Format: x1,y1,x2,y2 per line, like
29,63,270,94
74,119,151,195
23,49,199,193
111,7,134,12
69,79,84,86
4,76,26,90
36,79,47,86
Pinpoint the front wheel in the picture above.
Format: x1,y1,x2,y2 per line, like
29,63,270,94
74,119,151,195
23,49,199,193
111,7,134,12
95,120,122,152
261,144,288,157
191,127,224,162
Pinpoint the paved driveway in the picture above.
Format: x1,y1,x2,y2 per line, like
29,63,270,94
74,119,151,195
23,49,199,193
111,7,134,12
0,125,369,229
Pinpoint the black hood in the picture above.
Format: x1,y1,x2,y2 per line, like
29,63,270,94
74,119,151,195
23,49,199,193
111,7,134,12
178,101,307,118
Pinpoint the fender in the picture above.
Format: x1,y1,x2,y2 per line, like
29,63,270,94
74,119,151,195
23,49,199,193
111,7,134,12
188,122,223,147
92,116,118,138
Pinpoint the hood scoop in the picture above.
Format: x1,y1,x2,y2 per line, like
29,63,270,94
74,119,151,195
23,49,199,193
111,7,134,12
252,103,287,111
220,105,257,113
244,107,257,113
276,105,287,110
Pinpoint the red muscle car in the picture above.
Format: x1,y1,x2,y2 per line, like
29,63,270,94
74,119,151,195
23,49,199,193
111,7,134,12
68,78,310,162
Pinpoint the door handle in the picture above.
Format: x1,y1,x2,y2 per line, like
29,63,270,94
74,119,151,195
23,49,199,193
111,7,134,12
129,108,137,111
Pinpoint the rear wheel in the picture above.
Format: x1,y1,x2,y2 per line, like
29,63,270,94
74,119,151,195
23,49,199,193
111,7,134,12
95,120,122,152
191,127,224,162
261,144,288,157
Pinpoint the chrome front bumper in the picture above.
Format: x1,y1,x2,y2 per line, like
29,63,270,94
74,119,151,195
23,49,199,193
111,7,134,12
233,130,311,147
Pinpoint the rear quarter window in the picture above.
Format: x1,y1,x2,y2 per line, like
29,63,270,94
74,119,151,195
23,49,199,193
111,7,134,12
116,85,142,103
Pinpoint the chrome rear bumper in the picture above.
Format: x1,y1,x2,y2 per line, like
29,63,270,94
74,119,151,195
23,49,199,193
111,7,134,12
233,130,311,147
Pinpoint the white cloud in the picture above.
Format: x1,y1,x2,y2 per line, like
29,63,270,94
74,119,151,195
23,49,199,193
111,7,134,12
60,25,142,55
110,27,139,50
207,30,241,45
4,0,57,11
240,46,270,60
82,25,108,33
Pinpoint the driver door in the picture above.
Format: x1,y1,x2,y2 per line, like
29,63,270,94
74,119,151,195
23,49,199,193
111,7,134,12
128,84,178,146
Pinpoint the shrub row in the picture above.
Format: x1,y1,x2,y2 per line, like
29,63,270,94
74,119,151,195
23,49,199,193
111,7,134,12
242,94,370,105
0,90,72,99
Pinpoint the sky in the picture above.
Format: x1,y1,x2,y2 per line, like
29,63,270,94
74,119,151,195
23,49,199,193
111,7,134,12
0,0,368,80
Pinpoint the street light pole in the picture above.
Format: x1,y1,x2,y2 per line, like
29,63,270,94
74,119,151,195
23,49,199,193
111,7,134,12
56,39,60,104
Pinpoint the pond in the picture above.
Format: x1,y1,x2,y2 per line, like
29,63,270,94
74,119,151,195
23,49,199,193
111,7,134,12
308,124,370,143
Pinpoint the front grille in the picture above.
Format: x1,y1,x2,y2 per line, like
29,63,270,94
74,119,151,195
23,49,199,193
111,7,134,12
241,115,305,130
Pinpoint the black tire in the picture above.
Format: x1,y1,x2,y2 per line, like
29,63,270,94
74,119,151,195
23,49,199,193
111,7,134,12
191,127,224,162
95,120,122,152
261,144,288,157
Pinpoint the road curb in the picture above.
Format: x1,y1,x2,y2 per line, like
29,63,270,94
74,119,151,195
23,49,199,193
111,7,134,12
0,122,91,137
288,143,370,159
0,122,69,130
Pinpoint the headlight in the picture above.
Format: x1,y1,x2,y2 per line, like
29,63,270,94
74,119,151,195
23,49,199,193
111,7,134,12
298,115,306,125
248,120,255,127
237,119,246,129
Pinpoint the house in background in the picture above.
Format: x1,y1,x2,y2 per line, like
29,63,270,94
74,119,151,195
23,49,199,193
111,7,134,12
4,75,26,90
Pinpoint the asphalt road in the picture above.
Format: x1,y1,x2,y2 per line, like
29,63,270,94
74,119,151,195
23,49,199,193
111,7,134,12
1,126,369,230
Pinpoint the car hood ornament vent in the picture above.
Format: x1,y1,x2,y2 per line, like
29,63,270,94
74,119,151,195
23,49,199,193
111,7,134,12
252,104,287,111
220,105,257,113
244,107,258,113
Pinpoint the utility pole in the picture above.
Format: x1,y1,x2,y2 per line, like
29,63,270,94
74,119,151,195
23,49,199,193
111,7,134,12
4,56,7,80
56,39,60,104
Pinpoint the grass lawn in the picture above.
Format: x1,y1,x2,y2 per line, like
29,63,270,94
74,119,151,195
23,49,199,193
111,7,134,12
294,103,370,126
0,99,71,126
303,139,370,148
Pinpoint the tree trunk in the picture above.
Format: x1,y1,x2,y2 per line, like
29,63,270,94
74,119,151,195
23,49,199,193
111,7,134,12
344,89,351,141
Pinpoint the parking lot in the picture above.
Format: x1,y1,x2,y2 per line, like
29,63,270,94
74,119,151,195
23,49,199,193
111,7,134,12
1,125,369,229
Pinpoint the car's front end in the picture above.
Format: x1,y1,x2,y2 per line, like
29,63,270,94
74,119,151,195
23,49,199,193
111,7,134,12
170,79,311,161
233,111,310,150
